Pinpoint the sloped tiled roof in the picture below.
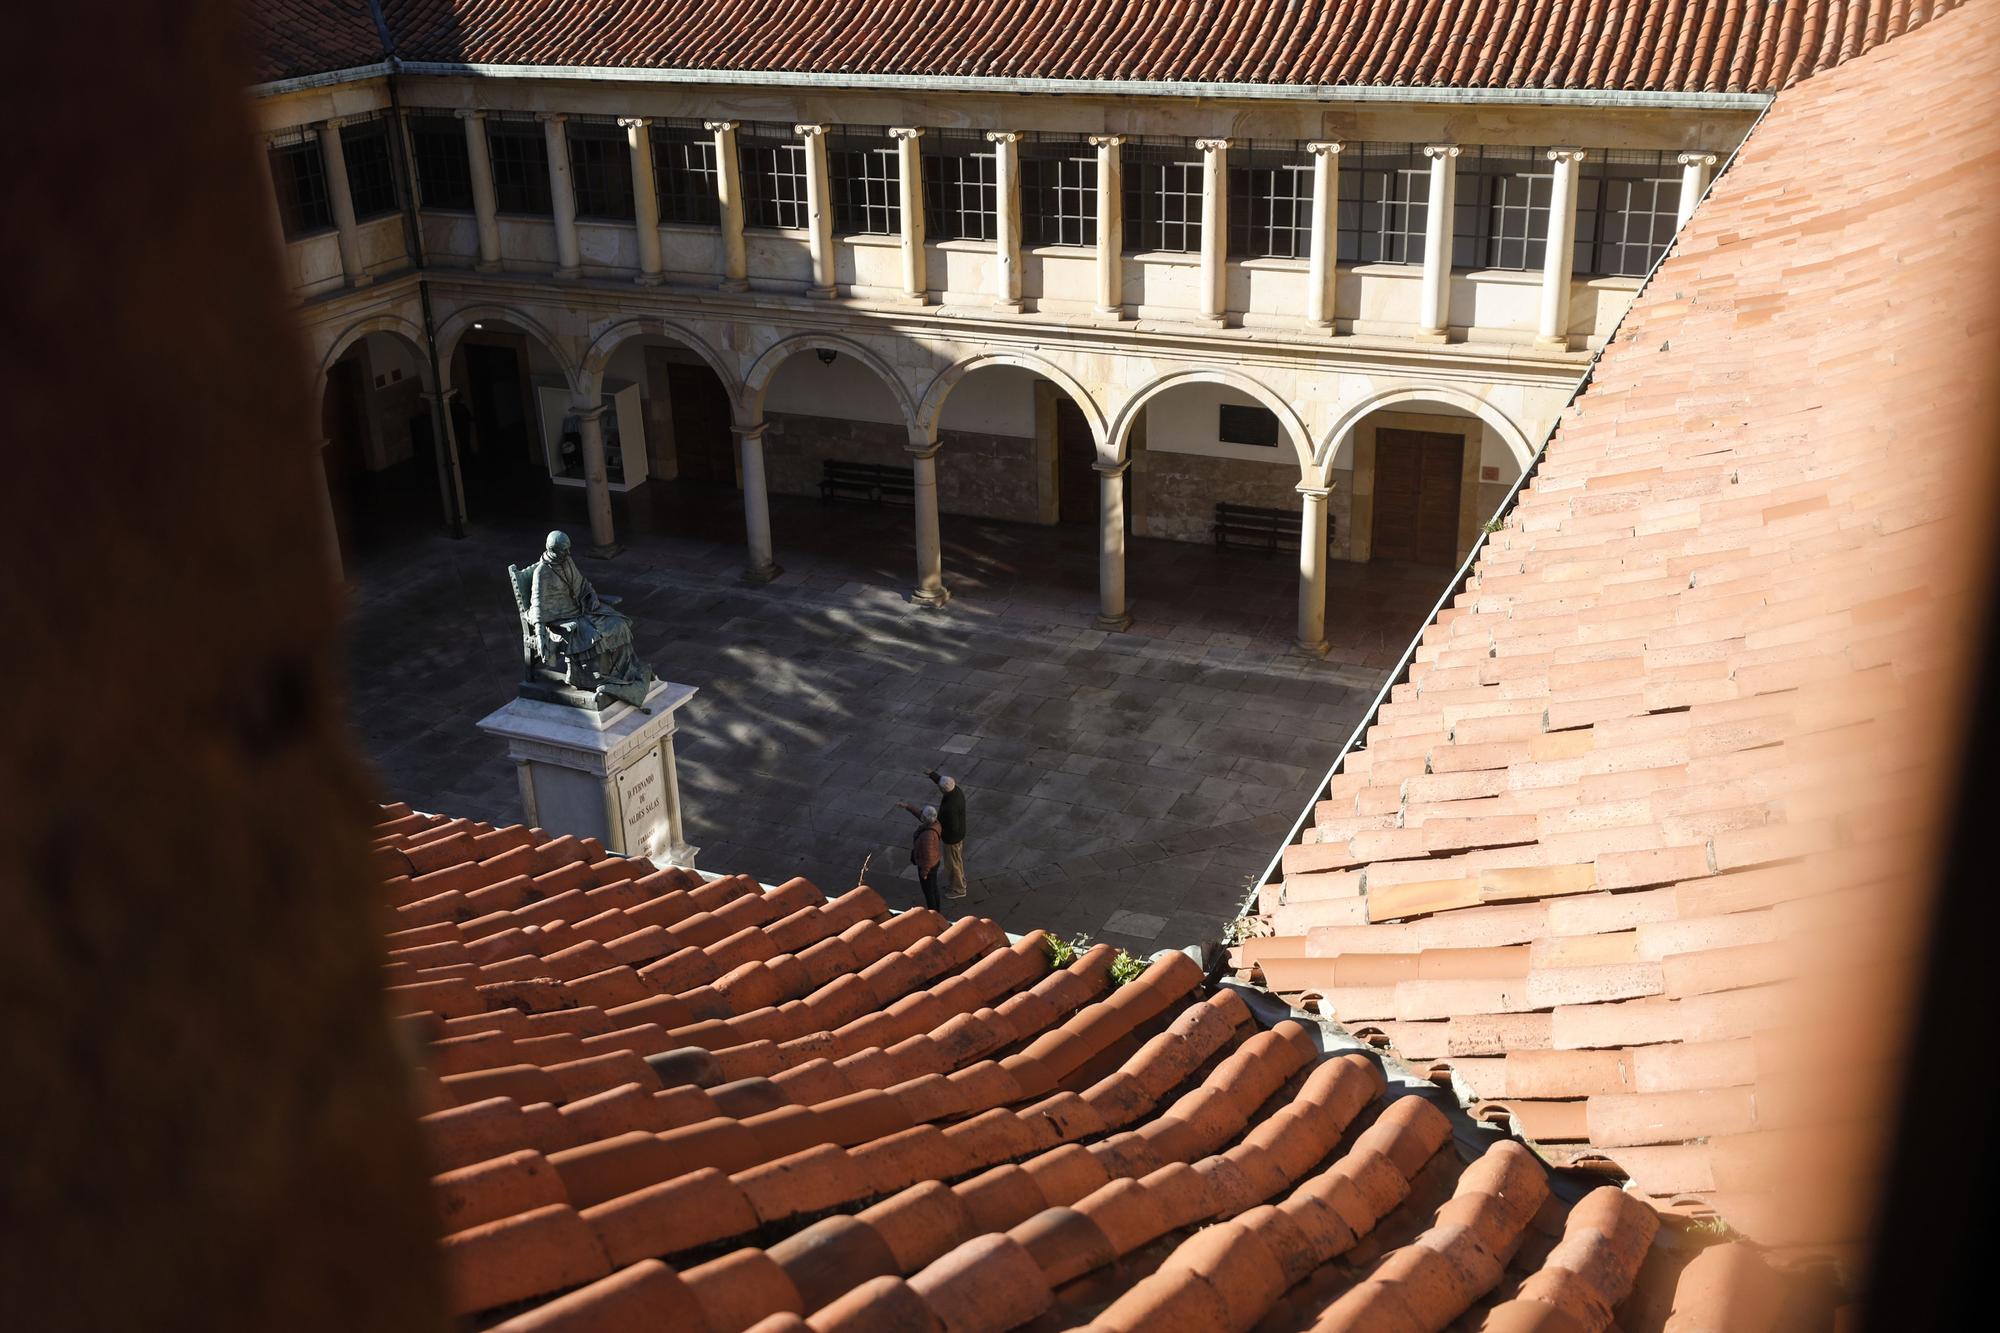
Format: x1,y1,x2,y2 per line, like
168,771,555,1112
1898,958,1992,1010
249,0,1970,93
243,0,385,81
1244,0,1995,1250
376,804,1803,1330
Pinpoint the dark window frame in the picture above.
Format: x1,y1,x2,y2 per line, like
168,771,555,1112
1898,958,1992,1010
830,132,902,236
1337,144,1430,266
1460,147,1552,272
1019,140,1097,248
487,120,553,217
269,137,333,238
741,130,810,231
1575,151,1682,278
408,113,474,212
1227,144,1314,260
567,120,635,223
339,118,400,220
1123,143,1204,254
923,135,997,242
652,124,720,226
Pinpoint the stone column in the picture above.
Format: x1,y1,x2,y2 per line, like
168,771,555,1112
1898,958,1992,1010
318,119,372,287
1305,141,1343,330
541,112,581,278
1094,460,1133,631
907,437,950,607
458,110,503,271
706,119,749,290
1295,484,1332,655
1089,134,1125,318
732,421,780,582
1537,148,1587,348
1196,138,1230,325
1418,144,1460,339
889,127,929,302
1676,151,1718,231
621,117,664,285
423,387,469,535
987,131,1023,311
796,123,836,297
575,400,618,555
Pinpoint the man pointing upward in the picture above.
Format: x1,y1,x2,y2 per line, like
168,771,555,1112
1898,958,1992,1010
925,768,968,900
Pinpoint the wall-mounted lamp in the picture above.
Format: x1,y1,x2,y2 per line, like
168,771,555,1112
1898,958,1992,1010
472,322,484,330
815,348,838,366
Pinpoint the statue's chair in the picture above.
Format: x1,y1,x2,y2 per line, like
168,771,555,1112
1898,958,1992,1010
508,564,620,696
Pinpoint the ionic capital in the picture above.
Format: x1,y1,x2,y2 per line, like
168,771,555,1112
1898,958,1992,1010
454,109,487,123
322,115,351,131
888,127,925,142
1195,138,1231,153
984,130,1022,145
1677,150,1720,168
794,123,828,139
1422,144,1461,160
1305,141,1345,157
703,119,741,133
1545,146,1587,165
617,116,653,131
536,112,568,126
1087,134,1126,148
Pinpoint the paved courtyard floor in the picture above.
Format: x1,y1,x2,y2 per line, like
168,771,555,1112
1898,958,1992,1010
342,478,1449,957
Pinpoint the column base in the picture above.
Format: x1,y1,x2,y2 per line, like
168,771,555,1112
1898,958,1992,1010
717,277,750,292
1304,318,1335,336
474,260,502,274
345,272,374,289
555,265,582,280
1292,637,1330,659
1412,328,1454,344
743,561,781,585
910,585,952,609
1094,305,1128,320
1191,313,1227,329
635,272,664,287
806,284,838,300
993,298,1025,314
1533,333,1573,350
889,292,931,307
1094,611,1134,632
586,542,623,561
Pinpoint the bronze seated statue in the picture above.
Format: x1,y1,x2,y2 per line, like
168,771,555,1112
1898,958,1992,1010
507,531,656,710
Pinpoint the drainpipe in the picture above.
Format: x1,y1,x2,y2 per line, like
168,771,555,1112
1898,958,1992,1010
369,0,465,538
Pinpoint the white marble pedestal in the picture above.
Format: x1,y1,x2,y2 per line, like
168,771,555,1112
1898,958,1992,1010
476,679,700,866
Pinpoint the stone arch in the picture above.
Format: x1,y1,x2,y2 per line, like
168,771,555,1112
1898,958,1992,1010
1315,384,1537,480
1105,368,1313,475
433,304,579,397
741,332,919,431
314,313,432,404
577,316,743,414
915,350,1106,448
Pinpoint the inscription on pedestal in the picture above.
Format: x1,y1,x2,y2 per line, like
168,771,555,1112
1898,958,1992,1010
615,749,669,856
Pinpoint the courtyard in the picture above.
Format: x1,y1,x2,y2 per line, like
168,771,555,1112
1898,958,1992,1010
343,477,1449,956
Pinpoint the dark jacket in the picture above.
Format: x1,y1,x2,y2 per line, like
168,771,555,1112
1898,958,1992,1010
911,822,942,873
929,774,967,845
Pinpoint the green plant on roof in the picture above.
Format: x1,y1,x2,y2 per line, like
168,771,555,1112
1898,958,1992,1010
1043,931,1092,969
1480,516,1506,534
1109,949,1148,986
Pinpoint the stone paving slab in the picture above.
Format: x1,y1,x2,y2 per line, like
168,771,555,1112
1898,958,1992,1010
342,481,1447,958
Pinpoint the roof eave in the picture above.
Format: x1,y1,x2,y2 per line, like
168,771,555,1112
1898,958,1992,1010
250,61,395,97
255,60,1774,111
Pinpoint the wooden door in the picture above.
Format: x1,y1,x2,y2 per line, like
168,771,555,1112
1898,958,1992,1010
1373,429,1464,564
666,364,738,486
1056,398,1096,524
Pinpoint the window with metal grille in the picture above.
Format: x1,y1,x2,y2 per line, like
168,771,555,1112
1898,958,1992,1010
1218,404,1280,447
1337,144,1429,265
923,135,997,241
1123,143,1204,253
1575,151,1681,277
652,124,719,225
1227,144,1313,259
741,131,809,230
487,120,552,215
1462,146,1551,271
269,137,333,237
568,121,634,221
1019,140,1096,247
409,114,472,211
831,133,901,235
339,119,400,220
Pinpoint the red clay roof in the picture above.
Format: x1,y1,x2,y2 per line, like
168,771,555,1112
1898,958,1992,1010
1244,0,1996,1254
373,803,1806,1330
248,0,1970,92
243,0,385,81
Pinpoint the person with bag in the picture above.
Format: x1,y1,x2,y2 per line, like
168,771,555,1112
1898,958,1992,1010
894,801,944,913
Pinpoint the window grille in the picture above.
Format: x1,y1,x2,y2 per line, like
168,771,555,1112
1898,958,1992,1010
830,131,901,235
1575,150,1680,277
486,119,553,216
1337,143,1429,265
741,127,810,230
1019,138,1096,247
408,114,473,211
1227,143,1313,259
1462,146,1551,271
652,122,719,225
339,118,400,220
567,120,634,222
268,135,333,237
923,132,997,241
1123,142,1204,254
